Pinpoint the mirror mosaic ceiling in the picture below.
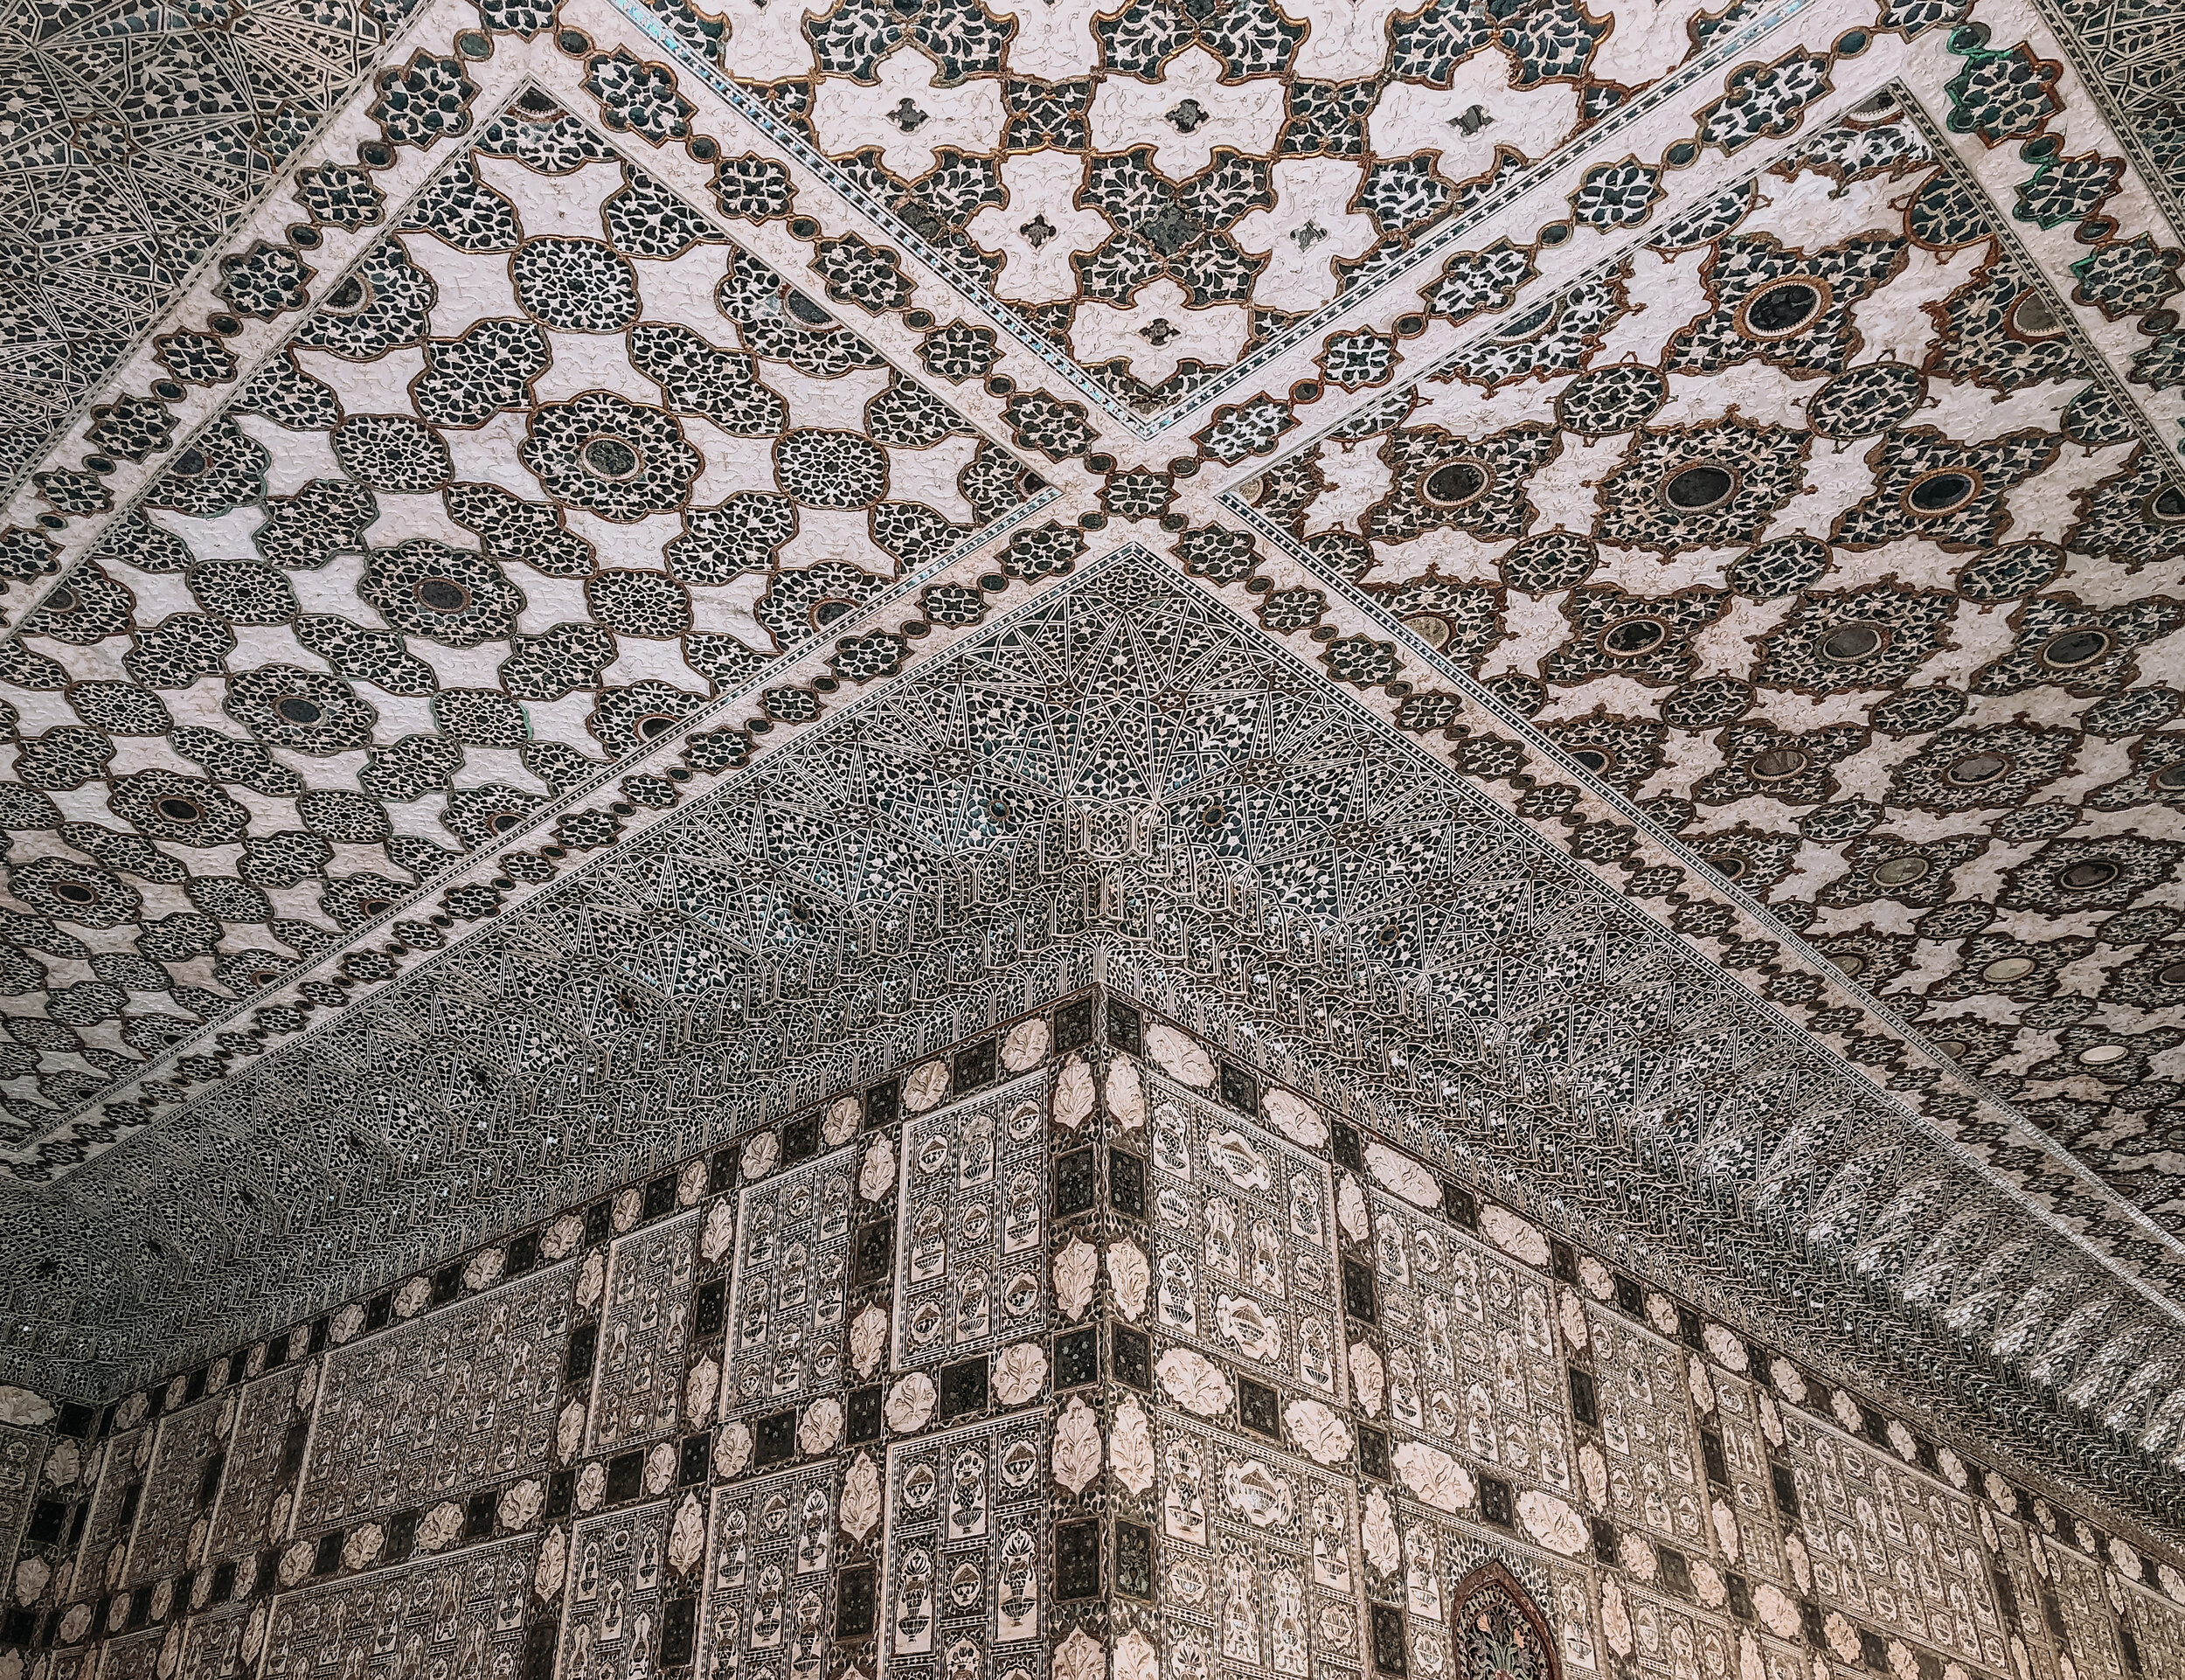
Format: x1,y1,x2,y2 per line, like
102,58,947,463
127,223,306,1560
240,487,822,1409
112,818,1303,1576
0,0,2179,1541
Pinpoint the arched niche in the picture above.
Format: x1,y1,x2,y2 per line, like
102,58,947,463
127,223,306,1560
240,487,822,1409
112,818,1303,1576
1446,1559,1562,1680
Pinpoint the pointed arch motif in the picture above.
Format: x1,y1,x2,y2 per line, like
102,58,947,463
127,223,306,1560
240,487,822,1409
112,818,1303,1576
1446,1559,1562,1680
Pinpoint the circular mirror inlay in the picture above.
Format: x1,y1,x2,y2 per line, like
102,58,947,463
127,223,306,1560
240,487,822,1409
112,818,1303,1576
1905,470,1979,514
1982,955,2036,982
2038,628,2112,670
2077,1043,2129,1065
1739,278,1826,338
1945,753,2009,786
415,578,470,614
2059,858,2119,890
581,436,642,480
1820,623,1885,663
2008,290,2062,338
1748,747,1811,781
1421,460,1489,507
1664,465,1737,510
1599,618,1668,657
1871,856,1931,886
323,275,372,315
274,696,323,725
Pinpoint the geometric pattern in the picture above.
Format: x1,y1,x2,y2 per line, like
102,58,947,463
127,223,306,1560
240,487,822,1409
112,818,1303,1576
0,547,2182,1534
0,93,1044,1162
0,1,2182,1671
1225,86,2185,1234
3,987,2185,1680
0,0,394,499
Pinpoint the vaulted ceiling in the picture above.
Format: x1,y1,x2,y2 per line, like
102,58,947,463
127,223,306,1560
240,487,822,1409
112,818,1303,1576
0,0,2182,1523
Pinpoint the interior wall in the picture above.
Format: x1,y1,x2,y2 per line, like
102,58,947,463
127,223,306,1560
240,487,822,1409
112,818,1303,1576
0,988,2178,1680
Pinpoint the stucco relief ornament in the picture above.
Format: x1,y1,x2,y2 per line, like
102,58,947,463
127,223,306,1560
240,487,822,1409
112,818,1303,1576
1558,1286,1590,1350
742,1129,780,1180
1337,1177,1370,1242
498,1479,544,1531
1284,1398,1352,1465
858,1133,897,1202
0,1385,53,1427
1600,1576,1634,1659
263,1532,322,1590
536,1528,568,1600
1349,1340,1385,1414
1157,1347,1234,1415
1394,1441,1475,1513
1054,1629,1106,1680
702,1199,735,1265
1223,1457,1294,1527
1106,1238,1149,1320
1112,1396,1155,1494
1481,1204,1551,1268
1104,1055,1145,1129
994,1342,1049,1405
557,1399,586,1462
904,1057,951,1113
1002,1014,1051,1070
1052,1055,1095,1131
824,1094,862,1146
669,1493,707,1573
1055,1396,1102,1494
1360,1487,1400,1578
1117,1631,1161,1680
418,1500,467,1553
1216,1293,1282,1361
1579,1441,1609,1508
685,1356,719,1424
800,1397,844,1454
887,1371,938,1433
341,1524,385,1572
842,1453,882,1542
1207,1128,1272,1191
393,1274,432,1317
1147,1022,1216,1086
1519,1491,1589,1555
1054,1236,1097,1319
850,1302,890,1377
543,1213,585,1260
1364,1142,1439,1208
1261,1087,1328,1147
713,1420,753,1477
